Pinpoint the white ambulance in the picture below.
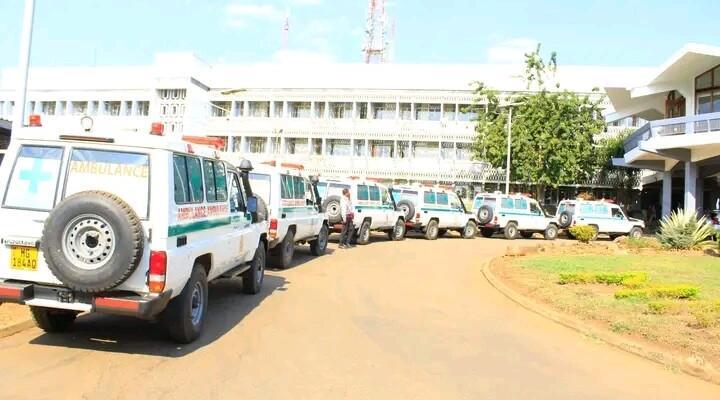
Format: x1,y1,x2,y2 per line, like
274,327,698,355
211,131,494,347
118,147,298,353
248,162,328,268
0,116,268,343
392,185,478,240
472,193,559,240
317,178,406,244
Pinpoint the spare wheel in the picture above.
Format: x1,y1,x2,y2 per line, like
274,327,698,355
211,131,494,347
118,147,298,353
396,199,415,221
41,191,145,293
322,195,343,224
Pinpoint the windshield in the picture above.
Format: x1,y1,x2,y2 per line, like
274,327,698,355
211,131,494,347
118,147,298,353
3,145,64,211
65,148,150,218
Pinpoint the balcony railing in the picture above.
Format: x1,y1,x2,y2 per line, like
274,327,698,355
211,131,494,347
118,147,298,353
624,111,720,152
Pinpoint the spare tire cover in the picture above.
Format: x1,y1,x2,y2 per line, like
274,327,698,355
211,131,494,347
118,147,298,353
396,199,415,220
41,191,145,293
323,195,342,224
255,196,268,223
477,205,494,225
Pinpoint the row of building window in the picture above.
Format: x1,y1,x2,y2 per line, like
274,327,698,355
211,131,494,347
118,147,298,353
229,137,473,160
209,101,479,121
0,100,150,118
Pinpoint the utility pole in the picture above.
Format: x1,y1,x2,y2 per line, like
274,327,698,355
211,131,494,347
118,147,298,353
14,0,35,129
505,106,513,194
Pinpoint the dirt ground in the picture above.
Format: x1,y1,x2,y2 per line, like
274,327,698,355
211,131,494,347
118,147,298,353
0,303,31,330
0,234,719,400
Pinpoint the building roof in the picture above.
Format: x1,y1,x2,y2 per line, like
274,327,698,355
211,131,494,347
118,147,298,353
604,43,720,121
0,52,652,95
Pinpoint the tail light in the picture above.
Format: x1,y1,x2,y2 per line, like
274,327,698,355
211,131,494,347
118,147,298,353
572,219,576,226
148,251,167,293
28,114,42,127
415,213,420,221
269,218,278,239
493,216,498,224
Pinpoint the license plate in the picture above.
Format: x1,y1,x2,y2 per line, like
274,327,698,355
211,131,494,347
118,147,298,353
10,246,38,271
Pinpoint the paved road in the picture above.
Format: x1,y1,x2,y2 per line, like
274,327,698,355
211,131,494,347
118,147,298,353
1,235,719,399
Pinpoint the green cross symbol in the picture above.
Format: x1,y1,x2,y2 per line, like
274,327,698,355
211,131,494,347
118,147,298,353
19,159,52,194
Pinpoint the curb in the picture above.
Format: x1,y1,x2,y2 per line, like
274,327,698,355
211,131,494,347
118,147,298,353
482,256,720,385
0,318,34,339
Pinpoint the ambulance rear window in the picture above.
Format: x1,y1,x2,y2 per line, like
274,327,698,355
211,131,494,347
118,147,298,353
3,145,64,211
65,149,150,219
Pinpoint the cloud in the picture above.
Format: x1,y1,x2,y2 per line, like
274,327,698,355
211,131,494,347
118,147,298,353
225,3,284,27
273,49,335,64
486,38,539,63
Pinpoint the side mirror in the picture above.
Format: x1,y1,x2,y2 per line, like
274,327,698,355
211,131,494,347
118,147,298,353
247,195,258,214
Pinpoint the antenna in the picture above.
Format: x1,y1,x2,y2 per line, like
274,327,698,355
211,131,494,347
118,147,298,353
362,0,388,63
281,9,290,50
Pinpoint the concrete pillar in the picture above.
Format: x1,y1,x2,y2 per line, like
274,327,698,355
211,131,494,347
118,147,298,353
310,101,316,119
243,101,249,117
66,101,74,116
352,102,357,119
455,104,459,121
119,101,128,117
322,138,327,156
395,101,400,120
685,161,698,212
230,101,238,117
411,103,416,120
240,136,247,153
697,174,705,213
269,101,275,118
662,171,672,217
282,101,288,118
265,137,272,155
439,103,444,120
324,101,330,119
367,102,373,120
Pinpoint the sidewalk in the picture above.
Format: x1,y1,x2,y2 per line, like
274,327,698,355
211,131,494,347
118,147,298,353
0,303,33,338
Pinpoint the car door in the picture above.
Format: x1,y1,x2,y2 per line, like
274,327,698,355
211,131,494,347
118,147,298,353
609,206,628,233
435,191,452,228
368,184,385,228
380,186,395,227
513,197,530,229
529,200,545,230
228,170,254,264
449,192,466,227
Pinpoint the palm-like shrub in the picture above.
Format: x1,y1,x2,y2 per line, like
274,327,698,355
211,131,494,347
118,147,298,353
657,209,715,250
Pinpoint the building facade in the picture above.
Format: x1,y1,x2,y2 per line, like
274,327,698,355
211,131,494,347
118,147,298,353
608,43,720,217
0,52,649,200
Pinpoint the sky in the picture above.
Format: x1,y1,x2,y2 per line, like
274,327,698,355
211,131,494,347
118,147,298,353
0,0,719,69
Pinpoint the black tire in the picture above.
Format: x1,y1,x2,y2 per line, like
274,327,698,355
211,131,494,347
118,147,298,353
356,220,371,245
396,200,415,221
30,306,77,333
558,211,573,228
521,231,534,239
322,195,342,224
504,222,519,240
389,219,406,241
41,191,144,293
463,220,477,239
243,242,266,294
589,225,600,241
310,225,329,256
628,227,643,239
162,266,208,344
438,229,448,237
425,220,439,240
480,228,495,238
270,230,295,269
565,230,576,240
544,224,559,241
477,205,494,225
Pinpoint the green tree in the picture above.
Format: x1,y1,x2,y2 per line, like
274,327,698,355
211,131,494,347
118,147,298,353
594,129,640,206
471,44,606,200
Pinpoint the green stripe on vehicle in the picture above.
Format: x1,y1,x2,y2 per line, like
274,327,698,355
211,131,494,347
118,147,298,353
355,205,394,210
280,206,318,214
420,207,463,213
168,217,232,236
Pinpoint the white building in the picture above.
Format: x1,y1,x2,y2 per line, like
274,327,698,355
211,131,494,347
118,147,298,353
0,52,650,193
607,43,720,216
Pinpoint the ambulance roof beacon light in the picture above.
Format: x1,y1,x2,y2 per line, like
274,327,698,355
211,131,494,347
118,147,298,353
80,116,94,132
28,114,41,127
150,122,165,136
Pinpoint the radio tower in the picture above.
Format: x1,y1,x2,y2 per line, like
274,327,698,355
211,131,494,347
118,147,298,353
363,0,388,63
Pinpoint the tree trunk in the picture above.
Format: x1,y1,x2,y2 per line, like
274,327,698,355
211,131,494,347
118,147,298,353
536,184,546,204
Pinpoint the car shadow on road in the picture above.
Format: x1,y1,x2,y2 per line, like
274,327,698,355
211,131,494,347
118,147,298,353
266,246,336,271
28,275,287,357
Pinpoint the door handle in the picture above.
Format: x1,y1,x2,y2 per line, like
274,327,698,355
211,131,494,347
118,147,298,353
177,235,188,247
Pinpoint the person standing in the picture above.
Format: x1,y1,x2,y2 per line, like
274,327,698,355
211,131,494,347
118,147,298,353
339,188,354,249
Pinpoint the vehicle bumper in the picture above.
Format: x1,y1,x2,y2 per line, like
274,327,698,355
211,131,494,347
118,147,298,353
482,224,499,229
0,281,172,319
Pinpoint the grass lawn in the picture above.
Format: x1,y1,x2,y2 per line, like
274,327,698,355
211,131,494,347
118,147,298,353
502,252,720,366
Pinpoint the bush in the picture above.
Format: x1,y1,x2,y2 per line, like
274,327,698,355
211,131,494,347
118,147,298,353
690,300,720,328
558,271,648,286
626,236,662,250
657,209,715,250
615,284,700,300
568,225,597,243
646,300,683,315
